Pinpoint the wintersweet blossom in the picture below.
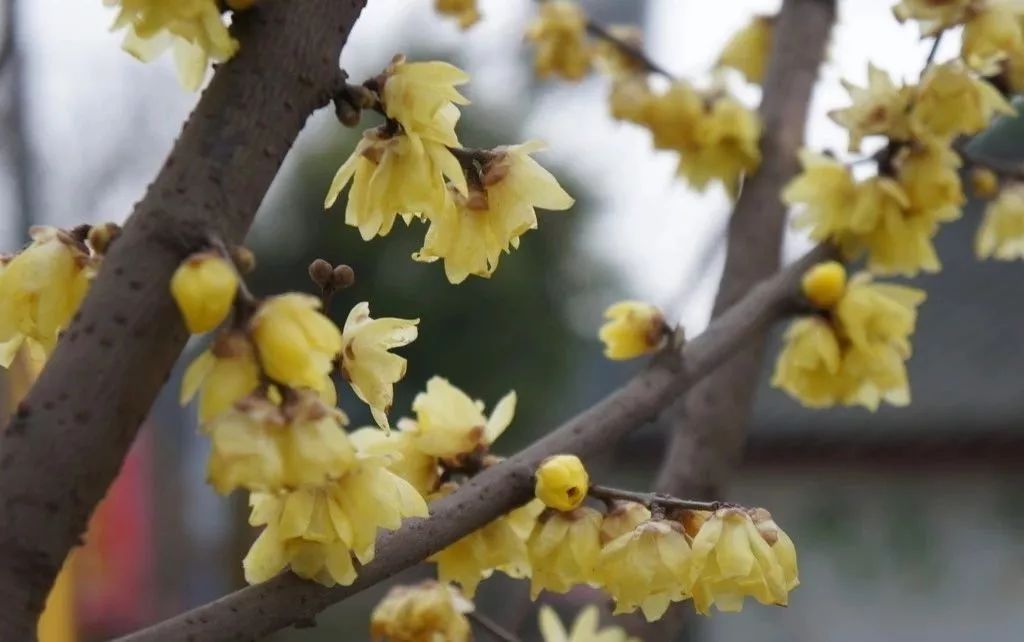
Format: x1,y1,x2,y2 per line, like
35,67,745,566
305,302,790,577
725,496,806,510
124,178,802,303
527,507,602,597
595,519,692,620
414,141,574,283
380,57,470,147
249,293,341,391
535,455,589,511
910,62,1014,142
526,1,593,80
687,508,797,614
338,302,418,431
243,460,427,586
598,301,668,360
716,15,774,85
180,331,260,423
370,580,473,642
434,0,481,30
405,377,516,461
203,392,355,494
106,0,238,91
0,226,95,368
828,64,912,151
170,252,238,334
977,184,1024,259
538,605,638,642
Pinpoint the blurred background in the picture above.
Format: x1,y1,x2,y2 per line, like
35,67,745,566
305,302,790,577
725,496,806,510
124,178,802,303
1,0,1023,640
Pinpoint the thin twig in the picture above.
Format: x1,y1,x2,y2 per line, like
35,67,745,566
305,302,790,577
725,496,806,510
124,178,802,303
588,484,725,513
924,30,944,69
469,611,520,642
584,21,674,78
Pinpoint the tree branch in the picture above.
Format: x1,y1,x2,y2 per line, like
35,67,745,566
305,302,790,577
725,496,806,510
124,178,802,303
114,243,830,642
636,0,836,637
0,1,366,638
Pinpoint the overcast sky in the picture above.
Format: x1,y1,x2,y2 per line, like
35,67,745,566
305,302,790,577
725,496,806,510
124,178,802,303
4,0,960,334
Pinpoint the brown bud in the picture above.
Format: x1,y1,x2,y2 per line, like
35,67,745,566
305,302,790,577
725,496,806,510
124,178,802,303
308,258,334,287
87,223,122,255
334,100,362,128
231,245,257,274
331,264,356,289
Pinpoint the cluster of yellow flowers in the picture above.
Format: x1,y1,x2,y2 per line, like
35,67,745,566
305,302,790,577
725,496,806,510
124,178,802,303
772,261,925,409
326,57,574,284
894,0,1024,81
0,226,109,370
524,2,766,196
104,0,251,91
169,250,433,586
788,59,1014,274
370,581,635,642
371,444,798,619
519,498,798,619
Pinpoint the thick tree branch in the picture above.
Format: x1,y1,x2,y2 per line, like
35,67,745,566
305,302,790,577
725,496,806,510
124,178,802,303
115,244,830,642
0,1,365,638
635,0,836,638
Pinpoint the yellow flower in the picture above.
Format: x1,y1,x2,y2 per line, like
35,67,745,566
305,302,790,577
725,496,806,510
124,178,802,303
204,392,356,494
970,167,1000,199
243,460,428,586
977,184,1024,259
801,261,847,309
535,455,589,511
896,143,964,228
430,513,529,597
593,26,647,78
599,501,652,543
381,57,470,147
350,425,441,496
598,301,668,361
107,0,239,91
538,605,638,642
0,226,95,368
525,1,593,81
676,95,762,196
527,507,602,597
325,129,465,241
169,252,238,334
429,486,540,597
406,377,516,461
910,62,1014,143
848,177,938,276
962,5,1024,74
249,293,342,391
828,64,913,151
414,141,573,283
687,508,794,614
836,273,924,362
783,150,857,241
595,519,691,621
892,0,973,35
434,0,481,30
180,331,260,423
338,302,418,431
771,317,848,408
609,76,655,124
643,81,705,152
370,580,473,642
750,509,799,592
716,15,774,85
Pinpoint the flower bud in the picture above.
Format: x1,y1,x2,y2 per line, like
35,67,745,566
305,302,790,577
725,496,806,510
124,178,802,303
170,252,239,334
598,301,668,360
535,454,589,511
970,167,999,199
800,260,847,309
